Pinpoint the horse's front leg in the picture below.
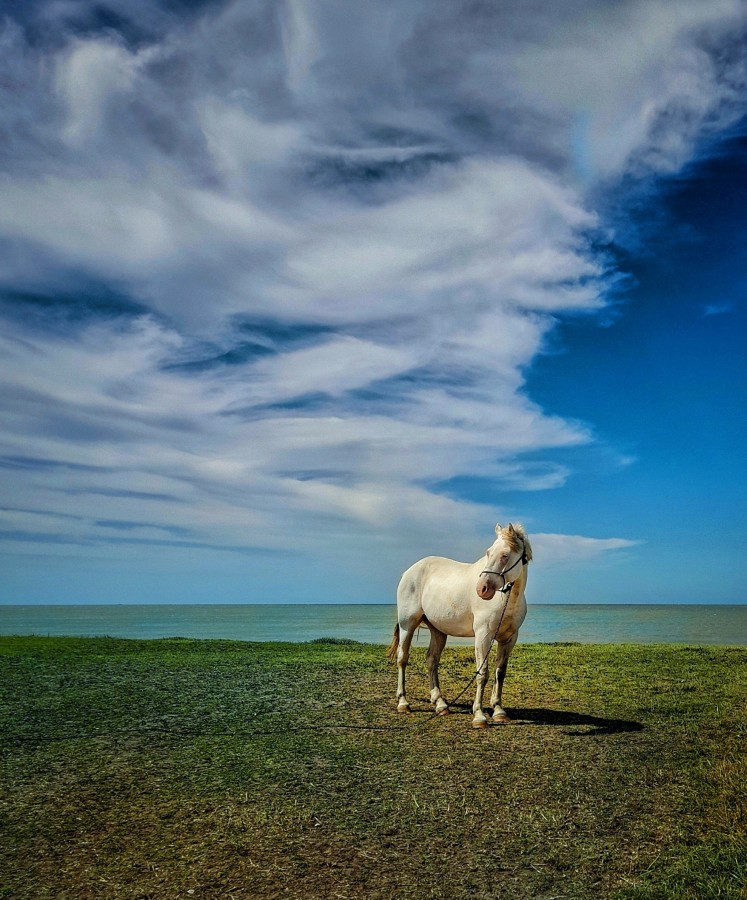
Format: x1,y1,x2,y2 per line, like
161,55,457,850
472,631,493,728
490,635,517,723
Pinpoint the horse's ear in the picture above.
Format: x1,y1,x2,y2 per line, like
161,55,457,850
495,523,502,536
507,522,516,535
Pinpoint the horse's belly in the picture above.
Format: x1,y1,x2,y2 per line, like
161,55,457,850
427,611,474,637
421,592,475,637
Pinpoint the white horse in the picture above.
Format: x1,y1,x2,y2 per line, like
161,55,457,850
388,523,532,728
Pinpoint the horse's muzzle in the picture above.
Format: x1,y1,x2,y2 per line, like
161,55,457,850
476,580,496,600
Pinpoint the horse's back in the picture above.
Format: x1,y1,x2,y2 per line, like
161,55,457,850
397,555,475,625
398,555,463,590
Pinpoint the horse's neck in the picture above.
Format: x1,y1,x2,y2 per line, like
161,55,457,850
471,555,488,572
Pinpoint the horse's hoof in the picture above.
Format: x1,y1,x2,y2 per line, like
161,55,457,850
397,703,412,714
492,714,511,725
437,707,450,716
472,719,488,729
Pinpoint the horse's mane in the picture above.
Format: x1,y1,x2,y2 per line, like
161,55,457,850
503,522,533,563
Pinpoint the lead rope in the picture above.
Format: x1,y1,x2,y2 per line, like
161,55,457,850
415,584,514,728
443,584,512,708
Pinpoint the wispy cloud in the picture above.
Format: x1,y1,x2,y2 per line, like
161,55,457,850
701,302,733,317
531,533,640,566
1,1,746,584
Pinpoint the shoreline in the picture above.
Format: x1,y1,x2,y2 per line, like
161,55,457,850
2,602,745,646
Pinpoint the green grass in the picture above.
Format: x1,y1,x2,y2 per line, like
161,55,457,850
0,636,745,899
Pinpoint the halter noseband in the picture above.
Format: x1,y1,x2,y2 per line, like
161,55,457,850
479,541,528,594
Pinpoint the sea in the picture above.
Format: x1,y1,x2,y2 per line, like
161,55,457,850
1,603,746,646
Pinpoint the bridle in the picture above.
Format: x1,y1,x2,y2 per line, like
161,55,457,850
479,540,529,595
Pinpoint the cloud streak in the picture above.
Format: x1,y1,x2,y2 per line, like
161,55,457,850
1,1,746,593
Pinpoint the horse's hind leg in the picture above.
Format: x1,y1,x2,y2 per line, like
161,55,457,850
426,625,449,715
396,618,419,713
490,635,517,723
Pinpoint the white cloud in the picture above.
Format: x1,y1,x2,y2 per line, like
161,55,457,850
198,98,304,179
531,533,640,566
57,38,141,147
1,0,746,589
240,336,415,402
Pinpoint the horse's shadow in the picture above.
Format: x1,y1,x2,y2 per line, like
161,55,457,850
438,704,643,736
508,707,643,736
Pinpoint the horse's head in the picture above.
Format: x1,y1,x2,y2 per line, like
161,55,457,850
476,522,531,600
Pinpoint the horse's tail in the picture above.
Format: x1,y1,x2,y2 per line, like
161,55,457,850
386,622,400,663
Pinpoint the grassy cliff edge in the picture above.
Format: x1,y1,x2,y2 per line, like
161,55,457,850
1,637,745,899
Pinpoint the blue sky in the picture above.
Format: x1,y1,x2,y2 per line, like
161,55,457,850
1,0,746,605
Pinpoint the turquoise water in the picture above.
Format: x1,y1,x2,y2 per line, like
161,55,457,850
1,603,745,645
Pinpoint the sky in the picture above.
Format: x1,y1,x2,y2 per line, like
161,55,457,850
1,0,746,605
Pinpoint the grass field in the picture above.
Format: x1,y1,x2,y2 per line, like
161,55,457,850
0,636,745,899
